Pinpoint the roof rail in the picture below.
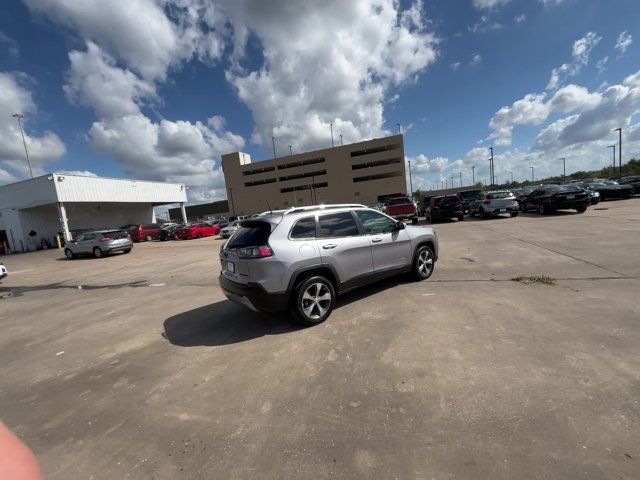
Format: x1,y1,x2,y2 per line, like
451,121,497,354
283,203,367,214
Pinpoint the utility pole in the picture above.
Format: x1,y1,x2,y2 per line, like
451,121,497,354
560,157,566,181
530,166,534,182
408,160,413,198
330,123,334,148
289,145,293,155
12,114,33,178
445,179,448,189
608,145,616,175
272,136,276,158
613,128,622,178
489,147,494,186
471,165,476,185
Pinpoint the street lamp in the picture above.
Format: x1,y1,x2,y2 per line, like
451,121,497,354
12,113,33,178
330,123,334,148
560,157,566,181
509,171,513,183
339,134,343,147
289,145,293,155
471,165,475,185
608,145,616,174
271,136,277,158
459,171,462,187
396,123,401,134
488,147,494,186
530,166,534,182
613,128,622,177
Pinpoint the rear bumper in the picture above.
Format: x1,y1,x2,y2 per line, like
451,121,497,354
219,275,289,313
550,199,590,209
432,209,463,219
106,243,133,253
485,204,518,213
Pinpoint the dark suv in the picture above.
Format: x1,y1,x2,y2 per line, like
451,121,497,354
425,195,464,223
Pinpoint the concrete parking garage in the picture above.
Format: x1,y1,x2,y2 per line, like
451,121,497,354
0,199,639,479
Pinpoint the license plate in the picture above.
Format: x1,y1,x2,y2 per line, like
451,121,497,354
566,195,575,199
499,209,506,212
226,261,235,273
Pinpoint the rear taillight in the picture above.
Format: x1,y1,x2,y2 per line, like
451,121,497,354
100,237,113,242
237,246,273,259
483,200,491,205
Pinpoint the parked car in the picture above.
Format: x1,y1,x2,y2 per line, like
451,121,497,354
220,220,241,238
176,222,221,239
157,224,183,241
618,176,640,194
64,230,133,259
469,190,519,218
219,204,438,325
228,215,249,223
521,185,590,214
582,180,633,200
126,224,163,242
560,184,600,205
383,196,419,224
512,186,536,210
0,262,7,281
425,195,464,223
458,189,482,213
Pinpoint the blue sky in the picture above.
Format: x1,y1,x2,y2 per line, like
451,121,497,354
1,0,639,200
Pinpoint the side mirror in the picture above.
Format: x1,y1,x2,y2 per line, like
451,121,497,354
396,221,406,230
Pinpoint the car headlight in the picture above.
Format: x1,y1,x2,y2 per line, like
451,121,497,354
594,192,600,197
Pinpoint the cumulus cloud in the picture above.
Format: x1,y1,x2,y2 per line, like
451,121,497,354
450,62,462,71
472,0,510,9
470,53,482,66
0,72,66,181
547,32,601,90
468,15,502,33
615,30,632,54
224,0,438,153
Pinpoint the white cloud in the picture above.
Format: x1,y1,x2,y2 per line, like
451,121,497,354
0,30,19,58
450,62,461,71
407,154,448,174
470,53,482,66
55,170,98,177
468,15,502,33
514,14,526,24
472,0,510,9
615,31,633,54
224,0,438,153
547,32,601,90
0,72,66,180
596,56,608,74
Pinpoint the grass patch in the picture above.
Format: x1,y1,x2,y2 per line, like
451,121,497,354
512,274,556,286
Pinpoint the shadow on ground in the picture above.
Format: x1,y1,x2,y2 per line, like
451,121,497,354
163,276,412,347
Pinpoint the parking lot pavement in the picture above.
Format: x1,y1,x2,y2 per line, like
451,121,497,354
1,199,639,479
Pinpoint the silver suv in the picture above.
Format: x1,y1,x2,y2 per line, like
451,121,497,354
64,230,133,259
219,204,438,325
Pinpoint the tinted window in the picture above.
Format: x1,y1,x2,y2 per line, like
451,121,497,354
227,221,271,248
75,234,85,242
290,216,316,239
386,197,410,206
486,192,512,199
84,234,97,240
318,212,360,238
355,210,396,234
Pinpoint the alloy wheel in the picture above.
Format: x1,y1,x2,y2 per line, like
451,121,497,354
300,282,332,320
417,249,433,277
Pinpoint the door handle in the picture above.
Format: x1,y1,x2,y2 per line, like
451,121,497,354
322,244,337,249
371,238,382,243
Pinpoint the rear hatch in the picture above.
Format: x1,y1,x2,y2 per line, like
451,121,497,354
485,192,515,208
102,230,130,245
385,197,415,215
553,189,587,202
438,196,461,214
220,220,273,286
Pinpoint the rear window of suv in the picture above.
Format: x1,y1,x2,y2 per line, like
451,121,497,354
227,221,271,248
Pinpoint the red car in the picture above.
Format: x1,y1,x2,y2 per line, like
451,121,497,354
126,224,163,242
384,196,419,224
176,222,221,239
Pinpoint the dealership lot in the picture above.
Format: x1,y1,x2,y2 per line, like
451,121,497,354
1,200,639,479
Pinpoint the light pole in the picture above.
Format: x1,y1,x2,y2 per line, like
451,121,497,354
471,165,476,185
613,128,622,178
509,171,513,183
330,123,334,148
459,171,462,187
396,123,401,134
289,145,293,155
530,166,534,182
445,179,448,189
339,134,343,146
560,157,566,181
608,145,616,175
272,136,276,158
488,147,495,186
12,114,33,178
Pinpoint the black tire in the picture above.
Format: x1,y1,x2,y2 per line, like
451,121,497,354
145,234,153,241
64,249,74,260
123,248,132,253
411,217,418,225
510,211,518,217
413,245,435,280
480,208,489,219
576,206,587,213
93,247,103,258
538,204,546,215
457,214,464,221
468,209,475,217
290,276,336,326
197,232,203,238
